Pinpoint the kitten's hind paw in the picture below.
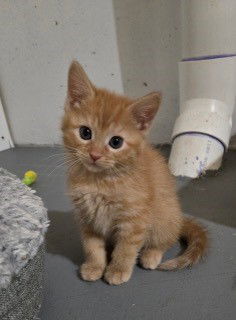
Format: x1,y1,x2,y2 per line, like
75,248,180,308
140,248,163,270
80,263,104,281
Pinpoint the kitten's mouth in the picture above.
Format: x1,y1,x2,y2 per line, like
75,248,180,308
83,161,104,172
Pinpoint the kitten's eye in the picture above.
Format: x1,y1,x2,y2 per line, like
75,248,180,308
109,136,123,149
79,126,92,140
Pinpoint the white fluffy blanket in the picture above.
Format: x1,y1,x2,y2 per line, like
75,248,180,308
0,168,49,288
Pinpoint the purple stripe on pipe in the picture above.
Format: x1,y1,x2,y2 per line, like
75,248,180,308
172,131,226,150
182,54,236,62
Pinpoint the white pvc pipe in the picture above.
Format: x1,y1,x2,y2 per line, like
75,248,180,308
181,0,236,58
169,0,236,178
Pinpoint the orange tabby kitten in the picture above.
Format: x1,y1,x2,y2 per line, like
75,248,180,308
62,61,207,285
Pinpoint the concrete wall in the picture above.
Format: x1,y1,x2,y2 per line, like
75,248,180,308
0,0,182,145
0,0,123,145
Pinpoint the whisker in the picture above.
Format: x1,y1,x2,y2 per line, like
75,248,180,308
47,158,77,176
43,153,68,161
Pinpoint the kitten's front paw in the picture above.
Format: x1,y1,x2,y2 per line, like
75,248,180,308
104,265,132,285
80,263,104,282
140,249,163,270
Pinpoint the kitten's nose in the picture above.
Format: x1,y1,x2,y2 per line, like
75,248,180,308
89,152,102,162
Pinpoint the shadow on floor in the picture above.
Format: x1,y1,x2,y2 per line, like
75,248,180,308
178,152,236,229
46,210,83,266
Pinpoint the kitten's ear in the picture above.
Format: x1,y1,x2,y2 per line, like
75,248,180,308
67,61,94,105
129,92,162,131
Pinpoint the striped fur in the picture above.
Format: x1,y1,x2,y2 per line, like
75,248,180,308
158,218,208,270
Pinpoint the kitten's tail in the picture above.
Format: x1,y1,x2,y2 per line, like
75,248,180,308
158,217,208,271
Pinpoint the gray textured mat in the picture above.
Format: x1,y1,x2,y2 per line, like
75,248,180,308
0,246,44,320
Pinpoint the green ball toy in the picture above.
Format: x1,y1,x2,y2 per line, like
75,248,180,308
22,170,37,186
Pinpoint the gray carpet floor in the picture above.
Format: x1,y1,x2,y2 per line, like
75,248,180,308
0,146,235,320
